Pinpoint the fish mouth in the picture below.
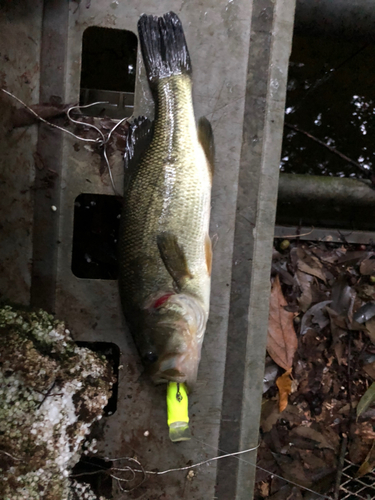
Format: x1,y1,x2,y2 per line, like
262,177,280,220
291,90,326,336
151,351,198,389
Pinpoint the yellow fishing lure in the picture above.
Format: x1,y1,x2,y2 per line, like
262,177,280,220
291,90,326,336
167,382,191,442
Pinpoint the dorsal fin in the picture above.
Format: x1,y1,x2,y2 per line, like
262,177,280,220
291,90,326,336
197,116,214,177
124,116,153,189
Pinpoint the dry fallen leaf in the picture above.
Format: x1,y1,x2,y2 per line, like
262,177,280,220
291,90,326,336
360,258,375,276
267,275,298,371
259,481,270,497
354,302,375,324
357,440,375,478
297,247,327,283
326,306,347,365
363,361,375,380
276,368,293,412
300,300,331,335
290,426,336,450
296,270,313,312
260,399,280,432
273,262,297,286
357,382,375,418
356,284,375,302
354,420,375,442
331,277,356,322
338,250,368,265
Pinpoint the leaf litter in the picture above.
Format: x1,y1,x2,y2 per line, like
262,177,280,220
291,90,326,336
256,240,375,499
267,275,298,371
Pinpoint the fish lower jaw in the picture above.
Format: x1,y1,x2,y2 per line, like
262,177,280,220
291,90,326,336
151,351,200,389
151,371,187,385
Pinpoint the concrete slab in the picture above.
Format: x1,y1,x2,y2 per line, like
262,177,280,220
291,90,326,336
0,1,43,305
216,1,296,498
0,0,296,498
55,2,253,498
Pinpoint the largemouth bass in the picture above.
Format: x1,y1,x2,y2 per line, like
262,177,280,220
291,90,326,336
118,12,214,390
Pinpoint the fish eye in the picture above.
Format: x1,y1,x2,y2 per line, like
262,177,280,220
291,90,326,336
143,352,158,363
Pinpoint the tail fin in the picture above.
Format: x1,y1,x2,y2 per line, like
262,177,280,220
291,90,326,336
137,12,192,87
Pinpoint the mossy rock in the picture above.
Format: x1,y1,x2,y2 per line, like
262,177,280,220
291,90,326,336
0,305,115,500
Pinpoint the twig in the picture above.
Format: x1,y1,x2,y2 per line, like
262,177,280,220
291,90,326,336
277,227,315,239
37,380,57,409
337,230,350,247
333,434,348,500
70,469,107,478
347,332,353,416
284,123,372,179
0,450,24,462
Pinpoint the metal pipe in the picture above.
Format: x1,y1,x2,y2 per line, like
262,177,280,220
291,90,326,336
278,173,375,206
277,173,375,231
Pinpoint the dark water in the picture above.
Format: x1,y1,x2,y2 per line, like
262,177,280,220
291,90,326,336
71,194,122,280
281,35,375,178
80,26,137,93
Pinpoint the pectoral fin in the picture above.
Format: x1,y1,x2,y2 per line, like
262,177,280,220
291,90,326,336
197,116,214,177
157,232,193,289
124,116,153,189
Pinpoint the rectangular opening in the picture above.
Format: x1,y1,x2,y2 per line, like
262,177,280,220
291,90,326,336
80,26,137,118
71,456,112,498
72,194,122,280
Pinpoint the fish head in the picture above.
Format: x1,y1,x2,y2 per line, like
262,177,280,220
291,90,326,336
143,293,207,389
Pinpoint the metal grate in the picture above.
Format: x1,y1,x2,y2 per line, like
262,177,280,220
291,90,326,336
340,459,375,500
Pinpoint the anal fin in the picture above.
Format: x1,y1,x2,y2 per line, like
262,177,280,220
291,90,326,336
157,232,192,290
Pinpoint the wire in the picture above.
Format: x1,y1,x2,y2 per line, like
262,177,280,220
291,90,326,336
192,436,334,500
105,443,260,475
1,89,99,143
1,88,128,196
67,102,108,143
70,439,335,499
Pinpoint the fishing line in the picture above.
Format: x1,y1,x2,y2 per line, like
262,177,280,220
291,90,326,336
67,101,127,197
1,88,128,197
1,89,100,143
106,443,260,475
192,436,334,500
67,102,107,143
102,116,128,197
70,445,260,493
70,437,334,499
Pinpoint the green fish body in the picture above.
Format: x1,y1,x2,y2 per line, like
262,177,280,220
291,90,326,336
118,12,214,389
